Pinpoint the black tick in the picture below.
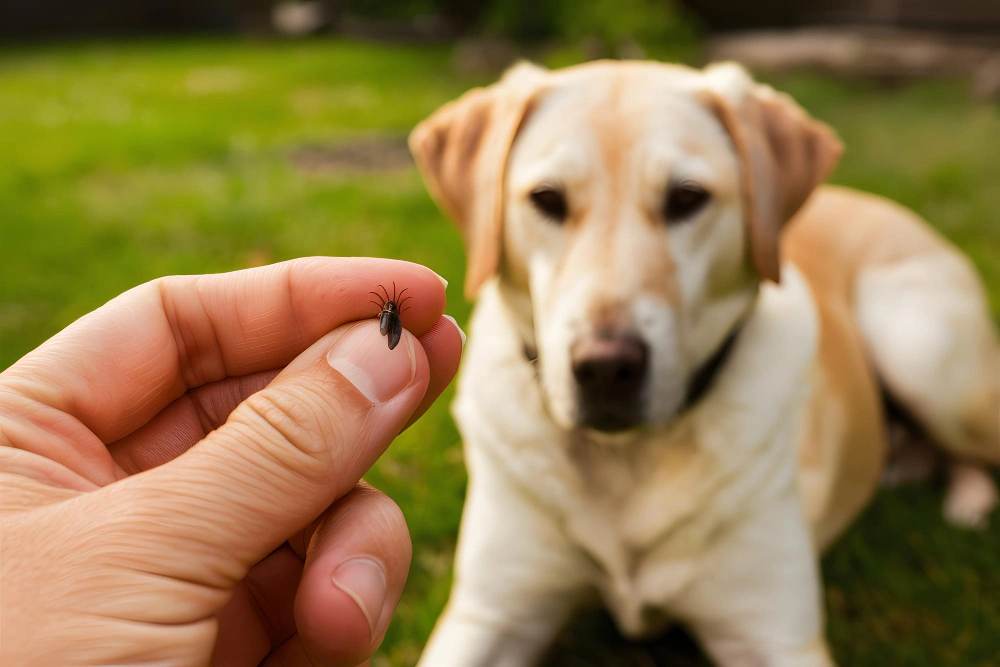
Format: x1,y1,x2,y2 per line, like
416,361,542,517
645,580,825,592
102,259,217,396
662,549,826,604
370,282,412,351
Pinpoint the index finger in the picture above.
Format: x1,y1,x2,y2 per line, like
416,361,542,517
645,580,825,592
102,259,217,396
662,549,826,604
1,257,448,443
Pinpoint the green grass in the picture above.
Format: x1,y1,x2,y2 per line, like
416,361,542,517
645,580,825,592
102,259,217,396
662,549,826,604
2,38,998,666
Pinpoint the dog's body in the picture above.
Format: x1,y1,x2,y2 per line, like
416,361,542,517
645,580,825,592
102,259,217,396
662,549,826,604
409,61,1000,666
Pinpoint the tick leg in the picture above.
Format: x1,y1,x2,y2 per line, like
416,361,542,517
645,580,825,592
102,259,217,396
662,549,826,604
397,296,413,309
370,291,385,307
379,284,391,303
392,281,397,302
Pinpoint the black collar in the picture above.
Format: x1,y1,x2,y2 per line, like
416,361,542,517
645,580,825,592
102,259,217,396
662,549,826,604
522,324,743,410
681,324,742,409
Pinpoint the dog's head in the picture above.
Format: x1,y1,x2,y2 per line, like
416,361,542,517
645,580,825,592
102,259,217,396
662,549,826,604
411,61,841,434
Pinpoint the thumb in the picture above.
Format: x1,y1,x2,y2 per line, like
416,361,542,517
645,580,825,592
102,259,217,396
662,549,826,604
92,319,428,587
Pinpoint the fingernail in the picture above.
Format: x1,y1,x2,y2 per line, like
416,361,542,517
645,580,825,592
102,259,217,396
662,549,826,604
434,272,449,289
442,314,466,348
326,321,416,403
332,556,387,640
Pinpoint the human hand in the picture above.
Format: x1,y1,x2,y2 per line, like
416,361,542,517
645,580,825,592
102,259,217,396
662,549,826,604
0,257,463,666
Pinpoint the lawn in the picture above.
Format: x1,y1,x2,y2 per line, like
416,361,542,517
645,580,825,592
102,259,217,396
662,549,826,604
1,38,998,666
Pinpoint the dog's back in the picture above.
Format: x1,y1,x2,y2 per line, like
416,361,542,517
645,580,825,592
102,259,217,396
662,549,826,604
787,185,1000,536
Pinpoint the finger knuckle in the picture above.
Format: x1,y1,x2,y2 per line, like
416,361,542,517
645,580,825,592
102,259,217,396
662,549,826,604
242,384,344,464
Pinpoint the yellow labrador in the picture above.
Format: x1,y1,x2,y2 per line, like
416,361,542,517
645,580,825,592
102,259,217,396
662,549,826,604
408,61,1000,666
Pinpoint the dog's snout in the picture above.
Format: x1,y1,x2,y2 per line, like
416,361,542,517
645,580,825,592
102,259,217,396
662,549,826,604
571,334,648,431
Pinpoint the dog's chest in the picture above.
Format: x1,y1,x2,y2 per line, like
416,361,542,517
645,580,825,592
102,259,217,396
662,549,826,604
565,431,707,550
561,410,808,636
560,434,719,630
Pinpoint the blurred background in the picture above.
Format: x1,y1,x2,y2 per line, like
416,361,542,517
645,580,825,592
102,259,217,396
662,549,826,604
2,0,999,664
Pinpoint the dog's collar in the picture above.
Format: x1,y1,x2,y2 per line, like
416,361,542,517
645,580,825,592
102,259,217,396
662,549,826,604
681,323,742,410
521,324,743,409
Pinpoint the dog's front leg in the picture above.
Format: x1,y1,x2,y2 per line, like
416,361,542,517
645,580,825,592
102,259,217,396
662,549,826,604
418,446,592,667
675,497,835,667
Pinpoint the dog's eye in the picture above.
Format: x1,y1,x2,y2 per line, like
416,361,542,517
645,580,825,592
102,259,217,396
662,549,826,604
530,187,568,223
664,182,711,223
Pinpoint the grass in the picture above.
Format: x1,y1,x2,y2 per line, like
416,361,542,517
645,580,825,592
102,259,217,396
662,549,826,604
1,38,998,666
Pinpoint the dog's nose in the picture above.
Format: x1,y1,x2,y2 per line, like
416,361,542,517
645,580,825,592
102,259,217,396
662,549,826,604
572,335,649,392
571,334,648,430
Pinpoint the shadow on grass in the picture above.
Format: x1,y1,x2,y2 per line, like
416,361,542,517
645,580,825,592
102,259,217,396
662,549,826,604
544,611,708,666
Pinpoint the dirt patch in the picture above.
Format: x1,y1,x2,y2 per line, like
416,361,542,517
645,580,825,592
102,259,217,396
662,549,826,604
287,135,414,175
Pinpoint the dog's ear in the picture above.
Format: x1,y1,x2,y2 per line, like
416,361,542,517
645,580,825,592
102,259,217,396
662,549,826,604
701,63,843,283
410,62,548,299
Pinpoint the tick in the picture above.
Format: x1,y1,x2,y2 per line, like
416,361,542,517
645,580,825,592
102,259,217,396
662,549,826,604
370,282,412,351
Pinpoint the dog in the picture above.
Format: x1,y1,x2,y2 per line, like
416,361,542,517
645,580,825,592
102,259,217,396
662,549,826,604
407,60,1000,666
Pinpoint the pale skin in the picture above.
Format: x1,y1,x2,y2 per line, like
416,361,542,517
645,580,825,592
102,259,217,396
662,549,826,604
0,256,464,667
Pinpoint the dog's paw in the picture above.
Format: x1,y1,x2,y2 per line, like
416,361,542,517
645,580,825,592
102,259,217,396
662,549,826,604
943,462,998,530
